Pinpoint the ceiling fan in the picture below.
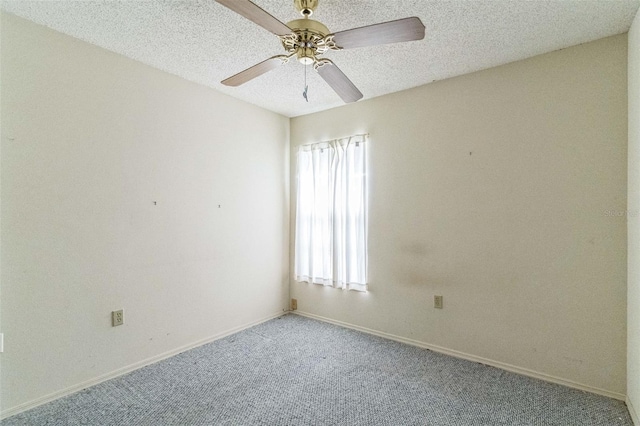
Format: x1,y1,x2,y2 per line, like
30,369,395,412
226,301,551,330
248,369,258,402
215,0,425,103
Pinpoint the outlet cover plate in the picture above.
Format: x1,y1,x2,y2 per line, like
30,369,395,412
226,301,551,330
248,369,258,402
112,309,124,326
434,296,443,309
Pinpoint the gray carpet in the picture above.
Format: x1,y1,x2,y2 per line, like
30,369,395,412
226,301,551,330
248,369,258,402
4,314,633,425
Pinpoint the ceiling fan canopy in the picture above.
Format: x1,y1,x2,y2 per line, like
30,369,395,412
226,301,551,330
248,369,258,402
293,0,319,17
216,0,426,104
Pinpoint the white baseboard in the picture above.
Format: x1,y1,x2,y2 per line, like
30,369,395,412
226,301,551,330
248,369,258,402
628,396,640,426
293,311,626,401
1,311,286,420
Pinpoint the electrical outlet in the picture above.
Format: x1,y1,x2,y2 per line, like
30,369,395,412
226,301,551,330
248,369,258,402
291,298,298,311
112,309,124,327
434,295,443,309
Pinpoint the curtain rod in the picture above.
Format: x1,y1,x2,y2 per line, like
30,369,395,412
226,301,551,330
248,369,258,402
303,133,369,146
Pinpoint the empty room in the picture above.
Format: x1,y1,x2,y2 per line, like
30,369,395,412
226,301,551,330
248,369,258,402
1,0,639,424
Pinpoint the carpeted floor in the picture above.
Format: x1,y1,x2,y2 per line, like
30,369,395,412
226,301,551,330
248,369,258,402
4,314,633,425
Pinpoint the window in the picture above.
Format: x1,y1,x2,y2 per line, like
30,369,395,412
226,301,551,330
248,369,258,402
294,134,368,292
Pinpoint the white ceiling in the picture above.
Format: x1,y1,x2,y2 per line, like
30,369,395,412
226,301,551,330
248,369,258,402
2,0,638,117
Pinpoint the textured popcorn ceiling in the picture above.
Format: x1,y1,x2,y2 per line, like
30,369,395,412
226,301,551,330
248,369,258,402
2,0,638,117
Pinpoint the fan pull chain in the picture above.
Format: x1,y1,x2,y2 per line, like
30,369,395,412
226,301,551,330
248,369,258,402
303,62,309,102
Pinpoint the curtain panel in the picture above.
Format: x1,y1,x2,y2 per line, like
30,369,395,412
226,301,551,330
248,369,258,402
294,134,368,291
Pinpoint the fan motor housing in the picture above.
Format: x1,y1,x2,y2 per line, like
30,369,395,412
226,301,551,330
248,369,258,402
285,18,330,64
286,18,329,37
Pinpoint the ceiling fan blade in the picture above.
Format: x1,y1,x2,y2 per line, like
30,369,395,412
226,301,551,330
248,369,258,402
331,17,425,49
315,60,363,103
215,0,292,36
222,55,289,86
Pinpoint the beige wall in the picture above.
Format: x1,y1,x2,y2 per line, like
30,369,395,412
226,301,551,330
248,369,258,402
628,9,640,425
0,13,290,414
291,35,628,397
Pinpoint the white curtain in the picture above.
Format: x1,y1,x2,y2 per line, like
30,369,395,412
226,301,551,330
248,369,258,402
294,134,368,291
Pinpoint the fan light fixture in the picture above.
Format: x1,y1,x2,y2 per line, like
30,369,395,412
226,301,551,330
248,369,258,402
216,0,426,103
